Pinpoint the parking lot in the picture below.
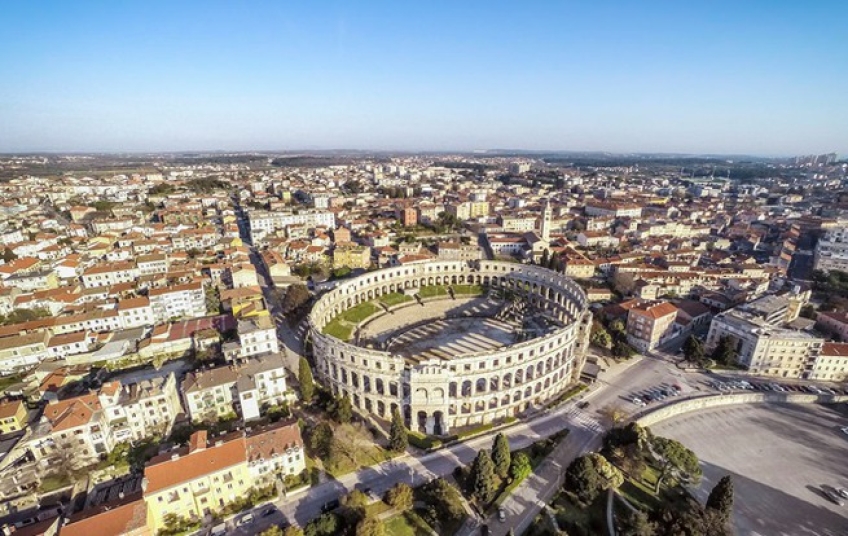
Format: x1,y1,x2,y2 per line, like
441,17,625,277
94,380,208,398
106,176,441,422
653,403,848,536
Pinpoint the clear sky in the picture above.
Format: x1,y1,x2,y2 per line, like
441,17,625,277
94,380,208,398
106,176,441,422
1,1,846,156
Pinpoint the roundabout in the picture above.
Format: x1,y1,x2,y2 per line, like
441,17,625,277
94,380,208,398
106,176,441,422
308,260,593,435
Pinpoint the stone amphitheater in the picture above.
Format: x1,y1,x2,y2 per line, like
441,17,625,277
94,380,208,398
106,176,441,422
308,260,592,436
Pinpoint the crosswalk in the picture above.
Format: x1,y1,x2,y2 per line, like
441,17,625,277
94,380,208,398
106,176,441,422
558,405,606,434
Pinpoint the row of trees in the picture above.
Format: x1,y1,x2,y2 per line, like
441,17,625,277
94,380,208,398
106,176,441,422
591,318,637,359
681,334,737,367
466,433,532,505
560,422,735,536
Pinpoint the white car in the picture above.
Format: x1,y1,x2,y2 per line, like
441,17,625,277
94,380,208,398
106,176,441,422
841,426,848,436
837,487,848,500
632,397,646,407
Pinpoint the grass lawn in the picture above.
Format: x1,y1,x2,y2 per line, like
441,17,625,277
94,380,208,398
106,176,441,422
322,320,353,341
379,292,413,307
418,285,448,298
452,284,485,296
338,301,381,323
38,474,72,493
0,374,23,392
364,500,392,518
385,511,433,536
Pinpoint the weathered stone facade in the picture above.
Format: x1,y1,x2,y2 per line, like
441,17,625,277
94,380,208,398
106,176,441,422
309,261,591,435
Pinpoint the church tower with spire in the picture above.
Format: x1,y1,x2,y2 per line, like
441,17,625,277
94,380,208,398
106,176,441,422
540,199,552,242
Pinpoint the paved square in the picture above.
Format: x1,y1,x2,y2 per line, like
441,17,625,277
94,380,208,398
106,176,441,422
652,403,848,536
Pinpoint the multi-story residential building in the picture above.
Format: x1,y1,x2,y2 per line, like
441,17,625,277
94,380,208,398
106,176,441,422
0,399,28,435
2,269,59,292
136,253,169,276
245,420,306,484
626,301,679,352
142,430,252,531
182,354,289,422
118,296,156,329
182,366,239,422
98,373,183,444
706,309,824,378
333,244,371,270
148,281,206,323
47,330,94,360
81,262,140,288
497,214,538,233
248,209,335,243
585,201,643,218
810,342,848,382
234,354,290,421
436,241,482,261
814,226,848,273
0,332,50,373
28,393,110,467
235,316,279,360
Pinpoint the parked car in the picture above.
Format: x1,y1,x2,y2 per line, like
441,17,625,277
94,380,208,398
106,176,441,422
840,426,848,436
261,506,275,518
824,489,845,506
632,397,646,407
642,394,654,404
238,513,254,527
836,487,848,500
498,508,506,522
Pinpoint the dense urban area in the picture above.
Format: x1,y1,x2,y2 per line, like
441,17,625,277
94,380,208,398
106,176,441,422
0,151,846,536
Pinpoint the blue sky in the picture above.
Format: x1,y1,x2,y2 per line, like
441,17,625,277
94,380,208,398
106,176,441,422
1,1,846,155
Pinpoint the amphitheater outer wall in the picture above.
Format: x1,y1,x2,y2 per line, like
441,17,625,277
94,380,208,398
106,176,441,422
308,261,592,435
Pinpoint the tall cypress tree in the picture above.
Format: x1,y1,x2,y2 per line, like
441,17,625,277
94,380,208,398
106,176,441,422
298,356,314,403
706,475,734,524
389,407,408,452
470,450,498,504
492,433,511,479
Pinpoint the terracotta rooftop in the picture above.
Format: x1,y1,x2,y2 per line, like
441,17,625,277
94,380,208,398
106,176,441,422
143,432,247,494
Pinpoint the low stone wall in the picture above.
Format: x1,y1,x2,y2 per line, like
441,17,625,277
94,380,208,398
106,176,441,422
635,392,848,427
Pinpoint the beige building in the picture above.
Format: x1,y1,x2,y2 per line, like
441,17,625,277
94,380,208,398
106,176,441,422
706,309,823,378
333,244,371,270
626,301,679,352
810,343,848,382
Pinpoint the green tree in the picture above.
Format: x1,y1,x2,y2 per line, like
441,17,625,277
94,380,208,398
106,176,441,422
470,450,499,504
619,509,657,536
650,436,702,493
421,478,465,526
612,339,636,359
205,285,221,315
304,513,340,536
492,433,511,479
591,322,613,349
282,284,312,314
344,489,370,510
385,482,413,510
609,318,625,333
309,422,334,457
354,517,385,536
298,357,315,403
388,407,408,452
711,335,738,366
283,527,304,536
261,527,284,536
1,248,16,262
706,475,734,525
509,452,532,481
682,335,705,364
333,394,353,424
565,455,601,503
587,453,623,490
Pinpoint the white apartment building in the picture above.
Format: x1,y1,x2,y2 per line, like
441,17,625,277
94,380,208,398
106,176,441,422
182,354,289,423
136,253,169,276
81,262,140,288
148,281,207,323
706,309,823,378
498,214,538,233
118,296,156,329
0,332,50,373
248,209,336,243
236,316,279,360
245,421,307,482
97,373,183,444
814,226,848,273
